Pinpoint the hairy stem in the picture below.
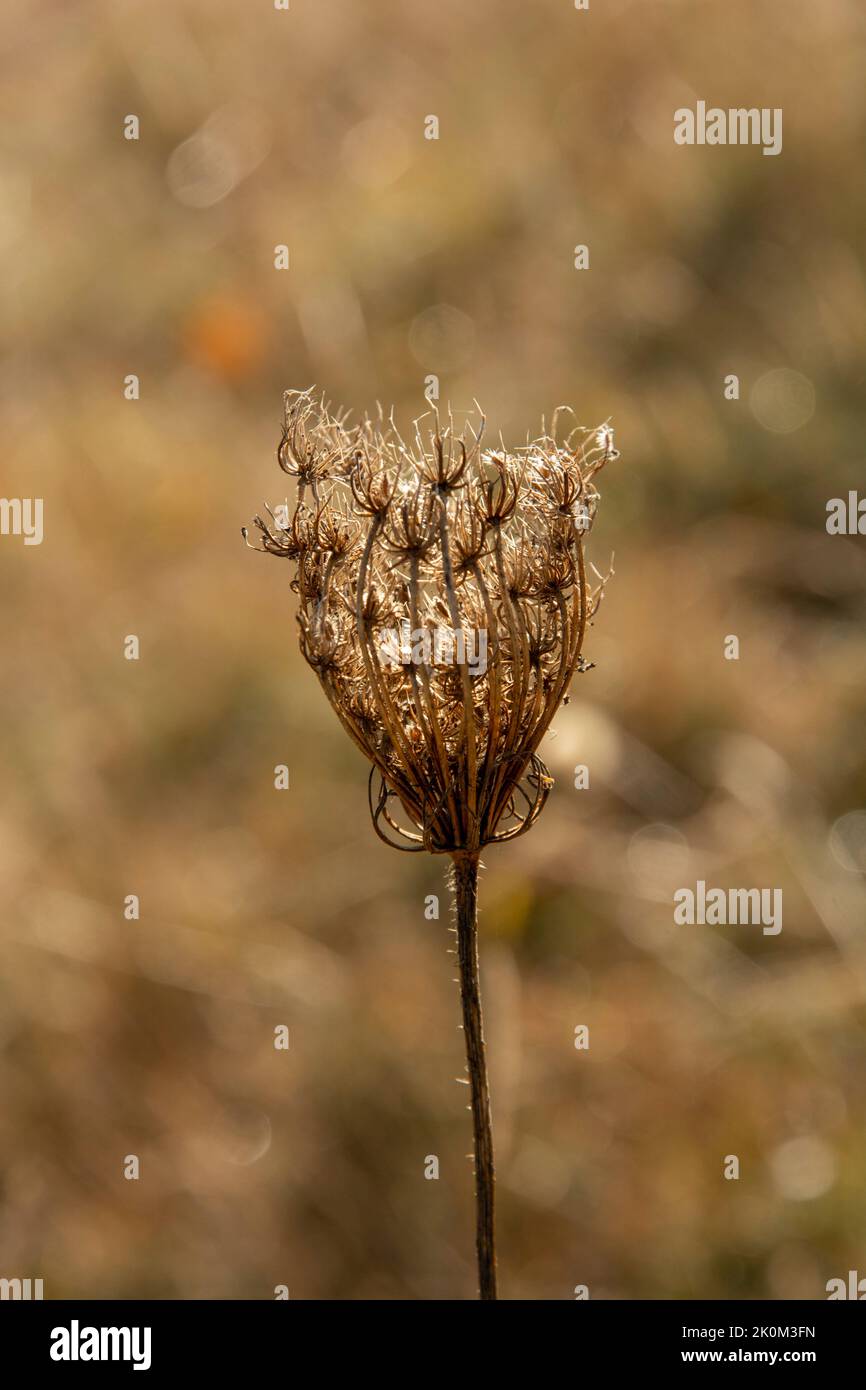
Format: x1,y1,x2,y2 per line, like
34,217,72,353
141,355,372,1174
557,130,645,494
451,852,497,1300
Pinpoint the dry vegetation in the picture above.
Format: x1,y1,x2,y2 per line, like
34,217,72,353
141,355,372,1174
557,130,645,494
1,0,865,1299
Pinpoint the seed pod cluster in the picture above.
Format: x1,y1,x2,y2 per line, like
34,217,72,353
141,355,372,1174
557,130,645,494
246,390,616,853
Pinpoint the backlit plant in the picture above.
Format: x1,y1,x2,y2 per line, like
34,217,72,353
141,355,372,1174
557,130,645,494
245,389,617,1299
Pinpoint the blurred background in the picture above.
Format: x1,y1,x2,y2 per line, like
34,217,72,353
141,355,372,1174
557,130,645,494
2,0,866,1300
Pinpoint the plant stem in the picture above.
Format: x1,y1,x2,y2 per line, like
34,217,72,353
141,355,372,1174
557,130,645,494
451,852,497,1300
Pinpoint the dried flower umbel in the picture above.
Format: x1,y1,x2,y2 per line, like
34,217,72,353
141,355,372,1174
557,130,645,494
246,389,617,1299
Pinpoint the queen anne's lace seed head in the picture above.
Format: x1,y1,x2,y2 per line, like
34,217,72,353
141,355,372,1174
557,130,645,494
246,389,617,854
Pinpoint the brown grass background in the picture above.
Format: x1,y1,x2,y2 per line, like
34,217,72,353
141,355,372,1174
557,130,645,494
1,0,866,1299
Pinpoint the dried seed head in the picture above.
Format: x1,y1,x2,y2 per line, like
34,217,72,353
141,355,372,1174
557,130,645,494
248,388,617,854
